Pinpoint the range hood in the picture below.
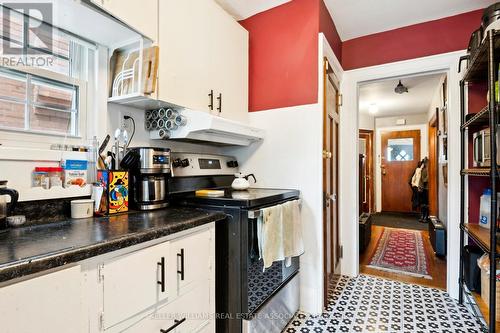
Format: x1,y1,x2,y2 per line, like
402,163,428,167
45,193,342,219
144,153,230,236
169,110,265,146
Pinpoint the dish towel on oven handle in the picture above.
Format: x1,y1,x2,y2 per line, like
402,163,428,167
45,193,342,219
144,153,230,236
258,200,304,271
282,199,304,267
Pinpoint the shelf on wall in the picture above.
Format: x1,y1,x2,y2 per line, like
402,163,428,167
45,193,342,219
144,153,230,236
462,106,490,130
461,168,492,177
462,223,500,255
108,93,183,111
463,31,500,82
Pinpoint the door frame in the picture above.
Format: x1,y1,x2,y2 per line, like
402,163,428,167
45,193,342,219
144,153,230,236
359,129,374,214
375,124,428,212
340,51,461,299
322,57,340,307
428,113,439,216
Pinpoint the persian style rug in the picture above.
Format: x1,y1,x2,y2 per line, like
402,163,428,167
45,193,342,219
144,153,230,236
368,228,431,279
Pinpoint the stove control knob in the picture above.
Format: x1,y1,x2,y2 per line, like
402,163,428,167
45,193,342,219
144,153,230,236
172,158,182,168
181,158,190,168
227,160,239,168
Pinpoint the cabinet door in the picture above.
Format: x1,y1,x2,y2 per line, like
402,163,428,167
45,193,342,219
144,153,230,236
158,0,213,113
102,241,170,329
125,280,213,333
209,4,249,122
96,0,158,42
168,228,212,298
0,266,85,333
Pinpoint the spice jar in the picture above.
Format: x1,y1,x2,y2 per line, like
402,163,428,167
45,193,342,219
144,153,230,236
48,167,64,188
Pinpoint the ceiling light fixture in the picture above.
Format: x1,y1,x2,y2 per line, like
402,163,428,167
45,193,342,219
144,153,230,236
394,80,409,94
369,104,379,115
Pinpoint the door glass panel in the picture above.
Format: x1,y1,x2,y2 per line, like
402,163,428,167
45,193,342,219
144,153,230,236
387,138,414,161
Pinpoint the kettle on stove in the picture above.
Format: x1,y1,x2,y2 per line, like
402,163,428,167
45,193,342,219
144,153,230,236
231,173,257,191
0,181,19,229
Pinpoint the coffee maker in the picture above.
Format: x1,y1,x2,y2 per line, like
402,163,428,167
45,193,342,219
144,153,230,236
128,147,171,210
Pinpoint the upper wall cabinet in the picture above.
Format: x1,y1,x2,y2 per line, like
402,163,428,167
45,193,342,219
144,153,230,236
158,0,249,122
92,0,159,43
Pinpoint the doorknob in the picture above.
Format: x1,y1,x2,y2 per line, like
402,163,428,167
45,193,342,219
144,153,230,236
329,194,337,202
322,150,332,159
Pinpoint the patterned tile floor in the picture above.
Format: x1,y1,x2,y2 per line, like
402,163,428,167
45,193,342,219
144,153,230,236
284,275,484,333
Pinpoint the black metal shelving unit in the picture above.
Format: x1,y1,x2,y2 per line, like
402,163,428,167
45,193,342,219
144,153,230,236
459,30,500,333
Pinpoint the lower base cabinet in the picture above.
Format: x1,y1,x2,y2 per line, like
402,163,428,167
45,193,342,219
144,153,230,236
0,223,215,333
0,265,85,333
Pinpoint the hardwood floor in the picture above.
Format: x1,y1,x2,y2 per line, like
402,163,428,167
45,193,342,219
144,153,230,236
360,225,447,290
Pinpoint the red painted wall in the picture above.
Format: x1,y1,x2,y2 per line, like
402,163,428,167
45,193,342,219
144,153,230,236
240,0,342,112
341,10,483,70
319,0,342,62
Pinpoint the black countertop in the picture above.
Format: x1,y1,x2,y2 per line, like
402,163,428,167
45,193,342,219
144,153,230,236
0,207,226,284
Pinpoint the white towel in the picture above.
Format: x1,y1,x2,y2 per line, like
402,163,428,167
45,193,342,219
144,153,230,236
282,199,304,266
258,205,285,270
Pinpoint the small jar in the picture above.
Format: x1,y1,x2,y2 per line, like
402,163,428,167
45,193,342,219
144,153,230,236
33,168,50,189
48,167,64,188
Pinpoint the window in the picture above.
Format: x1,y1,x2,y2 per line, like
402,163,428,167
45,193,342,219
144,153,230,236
0,5,94,137
0,67,78,136
387,138,414,161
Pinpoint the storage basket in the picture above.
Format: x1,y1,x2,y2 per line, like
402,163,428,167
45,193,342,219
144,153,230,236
479,255,500,320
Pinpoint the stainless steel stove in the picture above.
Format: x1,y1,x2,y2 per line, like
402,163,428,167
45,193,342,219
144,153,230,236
168,153,301,333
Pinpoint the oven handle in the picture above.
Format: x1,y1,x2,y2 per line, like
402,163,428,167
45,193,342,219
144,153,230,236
248,198,302,219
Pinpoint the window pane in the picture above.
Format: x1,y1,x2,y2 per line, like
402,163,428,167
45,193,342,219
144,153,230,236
0,8,23,44
387,138,414,161
31,79,75,111
30,106,72,134
27,49,70,76
28,19,70,58
0,71,26,100
0,100,24,129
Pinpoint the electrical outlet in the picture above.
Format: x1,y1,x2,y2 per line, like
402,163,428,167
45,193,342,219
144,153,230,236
119,111,133,131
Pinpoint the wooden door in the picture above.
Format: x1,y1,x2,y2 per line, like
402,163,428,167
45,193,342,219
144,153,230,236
359,130,374,215
323,58,340,307
381,130,421,212
428,115,439,216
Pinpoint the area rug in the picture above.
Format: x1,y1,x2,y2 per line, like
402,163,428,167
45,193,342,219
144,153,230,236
368,228,431,279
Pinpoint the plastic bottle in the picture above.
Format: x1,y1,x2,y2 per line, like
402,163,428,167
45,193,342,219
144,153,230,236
479,188,492,228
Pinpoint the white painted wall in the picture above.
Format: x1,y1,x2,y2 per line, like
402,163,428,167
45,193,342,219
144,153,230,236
359,113,375,130
375,113,429,128
427,75,449,227
341,51,465,300
225,104,323,314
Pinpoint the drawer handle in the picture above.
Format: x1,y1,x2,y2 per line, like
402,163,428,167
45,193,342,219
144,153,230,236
208,90,214,111
177,248,185,281
217,93,222,114
157,257,165,293
160,318,186,333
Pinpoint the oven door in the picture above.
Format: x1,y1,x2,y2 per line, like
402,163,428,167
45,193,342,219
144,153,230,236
242,204,300,315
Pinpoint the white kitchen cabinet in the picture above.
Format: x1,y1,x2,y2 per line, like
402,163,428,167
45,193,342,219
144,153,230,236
168,227,212,298
92,0,158,42
100,224,215,333
102,241,170,329
125,279,213,333
158,0,248,122
0,266,85,333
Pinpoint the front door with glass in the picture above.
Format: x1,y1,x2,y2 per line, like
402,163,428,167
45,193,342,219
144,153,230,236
381,129,421,212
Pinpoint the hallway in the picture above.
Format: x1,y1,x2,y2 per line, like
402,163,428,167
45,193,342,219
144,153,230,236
284,275,482,333
360,225,447,290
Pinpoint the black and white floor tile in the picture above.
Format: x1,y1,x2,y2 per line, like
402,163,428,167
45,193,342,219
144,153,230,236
284,275,484,333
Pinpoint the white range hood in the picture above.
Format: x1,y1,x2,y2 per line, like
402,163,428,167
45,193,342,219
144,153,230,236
169,110,265,146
